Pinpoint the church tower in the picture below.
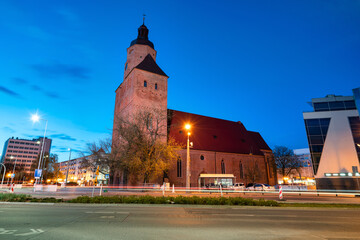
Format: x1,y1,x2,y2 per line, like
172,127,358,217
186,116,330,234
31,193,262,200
113,22,168,142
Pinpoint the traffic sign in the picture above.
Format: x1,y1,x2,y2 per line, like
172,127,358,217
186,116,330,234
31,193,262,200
34,169,42,179
105,174,109,179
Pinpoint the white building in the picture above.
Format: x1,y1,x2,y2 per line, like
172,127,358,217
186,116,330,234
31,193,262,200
303,88,360,190
59,156,109,186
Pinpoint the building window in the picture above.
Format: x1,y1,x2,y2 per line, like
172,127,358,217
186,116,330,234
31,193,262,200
125,63,128,70
200,155,205,160
177,158,182,178
221,160,225,174
144,81,147,87
349,116,360,163
304,118,331,175
155,83,158,90
239,161,243,179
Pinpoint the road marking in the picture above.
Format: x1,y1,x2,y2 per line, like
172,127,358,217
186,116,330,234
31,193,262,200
15,229,44,236
85,211,129,214
85,211,115,214
100,216,115,219
0,228,16,234
211,214,255,217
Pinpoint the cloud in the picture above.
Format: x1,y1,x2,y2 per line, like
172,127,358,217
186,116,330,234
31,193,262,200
49,134,77,141
31,63,90,80
0,85,22,98
52,146,81,153
12,77,28,85
44,91,61,99
57,9,80,26
30,84,42,91
2,126,15,133
26,25,51,41
11,77,62,99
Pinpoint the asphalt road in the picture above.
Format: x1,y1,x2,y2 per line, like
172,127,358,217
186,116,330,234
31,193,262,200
1,203,360,240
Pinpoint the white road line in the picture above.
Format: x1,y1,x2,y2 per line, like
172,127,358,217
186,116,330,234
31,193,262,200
85,211,129,214
15,229,44,236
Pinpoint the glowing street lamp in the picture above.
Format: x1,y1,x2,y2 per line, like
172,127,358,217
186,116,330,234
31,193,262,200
185,123,191,191
31,112,48,186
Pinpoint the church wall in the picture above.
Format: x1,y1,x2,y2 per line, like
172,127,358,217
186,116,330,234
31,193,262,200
167,149,272,187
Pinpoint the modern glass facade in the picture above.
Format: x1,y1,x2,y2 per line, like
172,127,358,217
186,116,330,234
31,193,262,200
313,100,356,112
304,118,331,175
349,116,360,164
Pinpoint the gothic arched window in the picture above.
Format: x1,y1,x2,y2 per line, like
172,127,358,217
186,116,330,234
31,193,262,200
239,161,243,179
144,81,147,87
177,158,182,178
221,160,225,174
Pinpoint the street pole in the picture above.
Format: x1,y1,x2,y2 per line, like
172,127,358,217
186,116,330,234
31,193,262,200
185,124,191,192
37,120,48,185
65,148,71,187
31,113,48,186
10,156,17,186
0,163,6,188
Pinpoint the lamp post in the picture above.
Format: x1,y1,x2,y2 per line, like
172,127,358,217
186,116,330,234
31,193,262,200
185,124,191,192
10,156,18,186
65,148,71,187
31,113,48,185
0,163,6,188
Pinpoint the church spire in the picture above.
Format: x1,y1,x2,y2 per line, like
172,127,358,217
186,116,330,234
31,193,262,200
129,17,154,49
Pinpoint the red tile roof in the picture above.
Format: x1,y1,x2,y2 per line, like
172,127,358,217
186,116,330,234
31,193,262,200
167,110,270,156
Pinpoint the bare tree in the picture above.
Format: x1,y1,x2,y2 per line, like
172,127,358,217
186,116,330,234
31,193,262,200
273,146,302,181
84,109,181,185
244,162,260,184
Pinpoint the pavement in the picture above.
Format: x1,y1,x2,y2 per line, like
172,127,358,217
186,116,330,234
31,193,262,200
1,203,360,239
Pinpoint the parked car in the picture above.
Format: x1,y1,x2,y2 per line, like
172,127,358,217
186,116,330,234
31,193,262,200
246,183,275,191
231,183,245,191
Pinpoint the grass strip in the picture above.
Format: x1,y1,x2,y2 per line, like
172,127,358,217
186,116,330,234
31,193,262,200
0,193,277,206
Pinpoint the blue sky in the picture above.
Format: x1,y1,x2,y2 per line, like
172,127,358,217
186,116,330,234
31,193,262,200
0,0,359,161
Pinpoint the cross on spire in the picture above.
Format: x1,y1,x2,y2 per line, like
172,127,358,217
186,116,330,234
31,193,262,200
143,14,146,25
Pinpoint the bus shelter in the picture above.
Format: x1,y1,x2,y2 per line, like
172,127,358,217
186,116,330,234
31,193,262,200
198,174,235,188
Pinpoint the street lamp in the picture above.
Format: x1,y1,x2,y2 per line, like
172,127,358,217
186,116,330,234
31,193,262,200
10,156,18,186
31,113,48,186
185,124,191,192
0,163,6,188
65,148,72,187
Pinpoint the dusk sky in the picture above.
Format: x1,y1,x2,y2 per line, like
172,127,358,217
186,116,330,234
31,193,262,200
0,0,359,162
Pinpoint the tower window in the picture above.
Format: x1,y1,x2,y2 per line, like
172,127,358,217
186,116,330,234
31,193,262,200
144,81,147,87
125,63,128,70
200,155,205,160
155,83,158,90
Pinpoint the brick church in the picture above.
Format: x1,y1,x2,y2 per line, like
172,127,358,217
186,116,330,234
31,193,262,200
113,22,277,187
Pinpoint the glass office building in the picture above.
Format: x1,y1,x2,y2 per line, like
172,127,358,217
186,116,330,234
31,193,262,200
303,88,360,190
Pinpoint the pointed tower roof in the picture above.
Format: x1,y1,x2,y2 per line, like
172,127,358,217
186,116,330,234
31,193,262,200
130,24,155,49
135,54,168,77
